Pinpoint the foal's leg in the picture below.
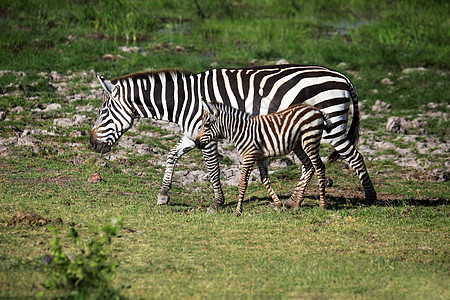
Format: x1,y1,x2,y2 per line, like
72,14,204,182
284,147,315,209
304,141,326,208
236,157,255,216
257,160,282,209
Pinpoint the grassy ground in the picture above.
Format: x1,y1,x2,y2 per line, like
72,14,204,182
1,0,449,299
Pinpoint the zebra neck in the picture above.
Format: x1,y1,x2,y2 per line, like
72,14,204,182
219,111,251,148
124,70,197,133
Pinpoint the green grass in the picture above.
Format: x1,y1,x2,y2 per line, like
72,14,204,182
1,0,449,299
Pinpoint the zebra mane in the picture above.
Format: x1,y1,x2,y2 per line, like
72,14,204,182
111,69,192,83
212,102,252,120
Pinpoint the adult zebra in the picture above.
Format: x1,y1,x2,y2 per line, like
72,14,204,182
90,65,376,212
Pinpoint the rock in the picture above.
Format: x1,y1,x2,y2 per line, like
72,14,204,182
67,34,77,42
174,170,209,186
42,254,53,265
135,144,157,155
175,45,187,52
53,114,89,127
429,169,448,182
427,102,438,109
76,105,95,112
336,62,348,69
69,130,82,138
372,100,392,112
381,78,394,85
88,172,103,183
402,67,427,74
50,71,63,83
32,103,61,112
72,155,85,165
11,106,24,113
0,70,26,77
119,46,140,53
102,54,126,61
386,116,406,133
276,59,290,65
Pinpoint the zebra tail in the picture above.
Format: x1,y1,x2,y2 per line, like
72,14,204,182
322,112,333,134
327,81,360,163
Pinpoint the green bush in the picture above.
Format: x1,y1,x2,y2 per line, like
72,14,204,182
44,217,124,299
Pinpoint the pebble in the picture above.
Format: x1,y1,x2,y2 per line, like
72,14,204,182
381,78,394,85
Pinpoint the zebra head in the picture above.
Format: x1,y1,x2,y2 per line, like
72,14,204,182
90,75,135,154
195,99,220,149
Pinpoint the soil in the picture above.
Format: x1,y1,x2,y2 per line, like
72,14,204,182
4,210,49,227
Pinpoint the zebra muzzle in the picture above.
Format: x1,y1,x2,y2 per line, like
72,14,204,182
195,139,206,149
90,131,111,154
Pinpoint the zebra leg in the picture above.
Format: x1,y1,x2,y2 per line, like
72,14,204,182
325,136,377,202
236,158,254,216
202,140,226,214
309,154,327,208
287,148,315,209
256,160,282,209
157,136,196,205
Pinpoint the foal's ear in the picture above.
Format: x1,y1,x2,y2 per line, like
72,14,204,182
201,98,219,117
97,75,116,95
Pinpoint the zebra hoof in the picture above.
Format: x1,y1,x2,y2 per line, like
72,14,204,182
157,194,170,205
282,199,296,209
206,206,218,214
364,191,377,203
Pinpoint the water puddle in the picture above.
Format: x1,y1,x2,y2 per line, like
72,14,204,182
159,22,191,35
323,18,377,37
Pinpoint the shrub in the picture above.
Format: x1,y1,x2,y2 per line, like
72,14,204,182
44,217,123,299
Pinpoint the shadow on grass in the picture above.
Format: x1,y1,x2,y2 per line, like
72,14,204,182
216,192,448,211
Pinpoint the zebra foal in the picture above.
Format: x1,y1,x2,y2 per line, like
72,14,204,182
195,100,332,216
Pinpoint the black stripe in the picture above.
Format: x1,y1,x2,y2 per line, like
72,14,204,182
165,73,175,121
153,74,164,116
175,73,186,122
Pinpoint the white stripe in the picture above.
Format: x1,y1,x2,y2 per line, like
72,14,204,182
148,74,160,119
178,75,189,130
129,78,144,117
160,73,168,120
261,75,347,115
171,72,178,122
212,70,224,104
137,78,151,117
222,69,239,110
188,75,203,137
184,75,197,136
236,70,244,100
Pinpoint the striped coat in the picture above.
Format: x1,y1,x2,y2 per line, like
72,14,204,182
196,100,330,216
90,65,376,212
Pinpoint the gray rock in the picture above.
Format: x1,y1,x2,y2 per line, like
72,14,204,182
372,100,392,112
381,78,394,85
32,103,61,112
386,116,406,133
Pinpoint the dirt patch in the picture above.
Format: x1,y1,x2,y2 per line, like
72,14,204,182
88,172,103,183
4,210,49,227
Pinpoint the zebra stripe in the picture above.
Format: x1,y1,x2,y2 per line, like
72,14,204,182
195,101,329,215
90,65,376,212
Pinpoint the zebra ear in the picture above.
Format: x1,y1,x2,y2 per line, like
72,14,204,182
97,75,115,95
202,98,219,117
